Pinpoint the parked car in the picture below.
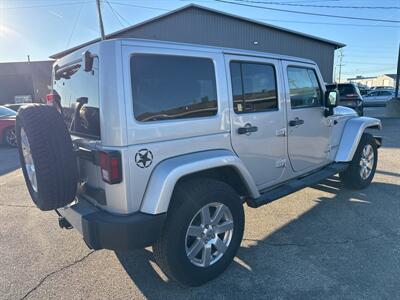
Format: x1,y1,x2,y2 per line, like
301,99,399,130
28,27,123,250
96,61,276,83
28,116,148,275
358,87,371,96
326,83,364,116
363,89,395,107
370,86,394,91
4,103,31,112
15,39,382,286
0,106,17,147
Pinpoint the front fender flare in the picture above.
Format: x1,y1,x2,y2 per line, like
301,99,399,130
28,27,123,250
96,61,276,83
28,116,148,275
335,117,381,162
140,150,259,214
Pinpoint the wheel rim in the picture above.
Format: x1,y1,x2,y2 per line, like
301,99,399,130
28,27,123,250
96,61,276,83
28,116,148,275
185,202,234,268
20,128,38,192
359,144,374,180
6,128,17,146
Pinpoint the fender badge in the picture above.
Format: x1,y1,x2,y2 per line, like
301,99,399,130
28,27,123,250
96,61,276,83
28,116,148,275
135,149,153,168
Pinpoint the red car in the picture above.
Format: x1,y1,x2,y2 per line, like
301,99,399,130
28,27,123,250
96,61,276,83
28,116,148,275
0,106,17,147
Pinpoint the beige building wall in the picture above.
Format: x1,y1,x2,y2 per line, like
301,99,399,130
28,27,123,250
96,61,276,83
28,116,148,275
348,74,396,88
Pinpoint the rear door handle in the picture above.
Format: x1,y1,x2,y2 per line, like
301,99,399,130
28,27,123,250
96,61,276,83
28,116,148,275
238,123,258,135
289,118,304,127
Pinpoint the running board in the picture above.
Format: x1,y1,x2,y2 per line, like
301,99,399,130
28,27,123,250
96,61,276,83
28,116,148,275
247,162,349,208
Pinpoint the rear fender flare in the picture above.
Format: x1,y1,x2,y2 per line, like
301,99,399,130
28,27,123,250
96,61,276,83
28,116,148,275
335,117,381,162
140,150,259,214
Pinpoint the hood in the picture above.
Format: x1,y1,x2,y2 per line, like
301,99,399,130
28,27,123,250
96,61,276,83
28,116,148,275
333,106,358,117
0,115,16,121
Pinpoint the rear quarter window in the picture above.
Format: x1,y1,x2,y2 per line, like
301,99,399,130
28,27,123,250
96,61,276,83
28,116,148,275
130,54,218,122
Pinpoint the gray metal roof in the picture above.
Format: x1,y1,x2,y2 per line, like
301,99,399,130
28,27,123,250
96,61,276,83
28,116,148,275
50,4,344,59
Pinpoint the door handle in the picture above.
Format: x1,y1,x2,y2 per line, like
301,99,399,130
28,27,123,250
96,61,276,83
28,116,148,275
238,123,258,135
289,118,304,127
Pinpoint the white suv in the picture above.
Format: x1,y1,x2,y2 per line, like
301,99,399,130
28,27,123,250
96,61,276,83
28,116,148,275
16,39,382,286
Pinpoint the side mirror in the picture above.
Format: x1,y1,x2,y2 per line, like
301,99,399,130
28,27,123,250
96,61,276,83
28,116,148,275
324,90,339,117
83,51,93,72
326,90,339,107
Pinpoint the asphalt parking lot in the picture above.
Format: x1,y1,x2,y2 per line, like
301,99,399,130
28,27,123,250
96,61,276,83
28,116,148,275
1,110,399,299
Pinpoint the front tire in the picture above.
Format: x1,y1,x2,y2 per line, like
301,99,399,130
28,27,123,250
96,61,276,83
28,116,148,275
340,133,377,189
153,178,244,286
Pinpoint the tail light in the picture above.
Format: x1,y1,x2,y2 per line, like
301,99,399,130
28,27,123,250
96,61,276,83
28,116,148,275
46,93,55,105
46,93,60,105
99,151,122,184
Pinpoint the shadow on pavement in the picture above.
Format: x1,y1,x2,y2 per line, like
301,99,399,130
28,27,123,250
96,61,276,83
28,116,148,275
376,169,400,178
115,177,400,299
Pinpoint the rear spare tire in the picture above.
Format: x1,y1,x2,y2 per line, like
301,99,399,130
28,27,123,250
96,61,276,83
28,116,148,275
16,104,78,211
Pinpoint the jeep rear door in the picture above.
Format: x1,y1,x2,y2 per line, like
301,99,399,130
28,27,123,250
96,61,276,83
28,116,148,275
282,61,331,173
225,55,287,188
52,56,108,211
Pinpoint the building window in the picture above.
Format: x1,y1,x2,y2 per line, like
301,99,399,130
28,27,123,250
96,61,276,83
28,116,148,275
287,67,322,108
131,54,218,122
230,61,278,113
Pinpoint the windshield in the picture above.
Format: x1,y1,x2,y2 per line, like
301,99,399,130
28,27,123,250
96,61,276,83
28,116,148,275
0,106,17,117
53,57,100,139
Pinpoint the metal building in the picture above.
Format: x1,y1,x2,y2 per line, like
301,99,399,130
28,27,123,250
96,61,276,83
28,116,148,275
0,60,53,105
51,4,344,82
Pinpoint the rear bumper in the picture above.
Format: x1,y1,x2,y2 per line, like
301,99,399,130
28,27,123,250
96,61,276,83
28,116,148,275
57,197,166,250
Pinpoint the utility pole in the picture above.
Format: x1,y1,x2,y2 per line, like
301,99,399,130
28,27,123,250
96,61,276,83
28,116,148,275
96,0,105,40
395,43,400,99
337,48,344,83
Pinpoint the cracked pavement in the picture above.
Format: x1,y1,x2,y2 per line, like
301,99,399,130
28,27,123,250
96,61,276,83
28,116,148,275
1,113,399,299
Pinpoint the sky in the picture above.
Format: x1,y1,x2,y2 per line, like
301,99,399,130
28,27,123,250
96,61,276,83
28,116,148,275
0,0,399,81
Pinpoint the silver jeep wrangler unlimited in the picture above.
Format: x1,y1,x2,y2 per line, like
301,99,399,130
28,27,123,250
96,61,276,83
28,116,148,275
16,39,381,286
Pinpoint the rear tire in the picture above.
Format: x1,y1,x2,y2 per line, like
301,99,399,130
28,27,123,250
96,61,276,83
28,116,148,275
153,178,244,286
16,104,78,211
340,133,377,189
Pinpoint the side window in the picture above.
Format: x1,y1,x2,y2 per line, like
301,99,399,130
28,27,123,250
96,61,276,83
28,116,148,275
230,61,278,113
287,67,323,108
131,54,218,122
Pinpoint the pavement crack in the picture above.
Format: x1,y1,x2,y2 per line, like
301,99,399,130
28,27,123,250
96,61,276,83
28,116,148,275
20,251,95,300
243,233,393,247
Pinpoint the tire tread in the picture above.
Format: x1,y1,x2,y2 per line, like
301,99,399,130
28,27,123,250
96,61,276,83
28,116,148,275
16,104,77,210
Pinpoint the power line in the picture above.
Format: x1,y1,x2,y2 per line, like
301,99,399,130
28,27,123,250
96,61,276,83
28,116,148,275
343,62,395,66
106,1,400,27
1,1,86,10
257,18,400,28
107,1,169,11
231,0,400,9
216,0,400,23
66,1,86,48
105,0,130,27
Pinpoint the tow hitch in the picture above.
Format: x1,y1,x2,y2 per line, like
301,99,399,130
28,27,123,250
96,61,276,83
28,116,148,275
58,217,73,229
55,210,73,229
